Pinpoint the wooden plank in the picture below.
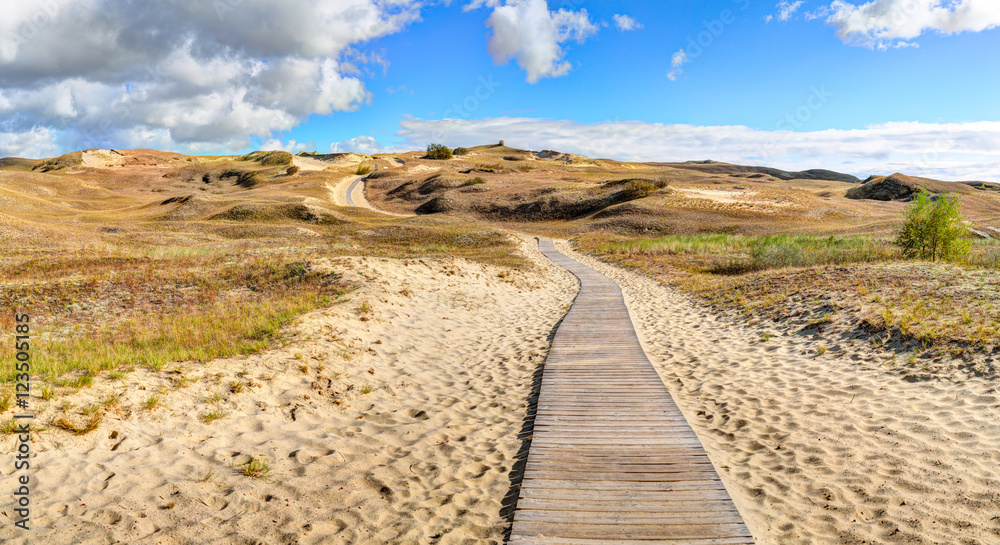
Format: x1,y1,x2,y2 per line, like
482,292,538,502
511,521,753,540
513,510,747,525
514,498,740,513
518,488,737,502
510,238,754,544
520,470,726,482
519,479,728,492
510,536,754,545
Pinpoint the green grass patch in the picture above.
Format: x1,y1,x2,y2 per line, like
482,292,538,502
595,233,899,274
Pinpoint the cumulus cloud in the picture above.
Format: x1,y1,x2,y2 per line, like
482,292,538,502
395,117,1000,181
821,0,1000,49
482,0,599,83
0,126,60,158
0,0,424,156
613,14,642,31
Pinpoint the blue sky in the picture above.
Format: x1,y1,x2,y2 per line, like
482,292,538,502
295,0,1000,143
2,0,1000,179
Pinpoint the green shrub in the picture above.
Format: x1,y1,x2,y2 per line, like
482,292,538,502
356,163,373,175
286,165,300,176
425,144,453,160
461,177,486,187
453,147,470,156
896,190,970,262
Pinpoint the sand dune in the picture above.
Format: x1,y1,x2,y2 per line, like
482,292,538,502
557,241,1000,545
6,231,999,544
0,237,578,545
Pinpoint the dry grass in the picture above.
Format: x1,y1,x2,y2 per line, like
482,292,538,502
583,232,1000,355
53,410,102,435
233,456,273,479
0,253,350,382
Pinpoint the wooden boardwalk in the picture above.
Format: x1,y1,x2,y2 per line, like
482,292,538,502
509,239,754,544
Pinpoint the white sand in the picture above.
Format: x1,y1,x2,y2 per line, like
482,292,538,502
6,233,999,545
0,238,578,544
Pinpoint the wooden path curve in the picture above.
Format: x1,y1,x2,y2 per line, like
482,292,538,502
509,239,754,544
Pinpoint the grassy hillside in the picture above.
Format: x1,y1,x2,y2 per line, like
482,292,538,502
4,144,1000,386
363,144,1000,238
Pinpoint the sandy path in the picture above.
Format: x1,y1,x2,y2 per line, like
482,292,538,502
327,174,365,208
556,241,1000,545
328,173,413,217
0,238,578,545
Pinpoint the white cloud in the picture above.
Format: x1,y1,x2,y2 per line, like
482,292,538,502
463,0,502,11
259,138,315,154
329,135,409,155
0,0,424,157
483,0,599,83
777,1,805,21
0,127,60,158
822,0,1000,49
395,117,1000,181
613,14,642,31
668,49,689,81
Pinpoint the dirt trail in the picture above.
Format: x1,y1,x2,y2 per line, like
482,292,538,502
329,172,413,217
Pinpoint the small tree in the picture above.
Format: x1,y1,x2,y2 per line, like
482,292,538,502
425,144,453,160
895,189,970,262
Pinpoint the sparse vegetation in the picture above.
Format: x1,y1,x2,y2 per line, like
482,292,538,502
585,230,1000,355
242,151,293,166
0,254,350,383
234,456,273,479
461,177,486,187
356,162,373,175
201,409,228,424
595,233,898,275
453,147,469,156
53,411,102,435
142,395,162,412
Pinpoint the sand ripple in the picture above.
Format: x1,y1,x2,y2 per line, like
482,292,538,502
0,237,577,545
